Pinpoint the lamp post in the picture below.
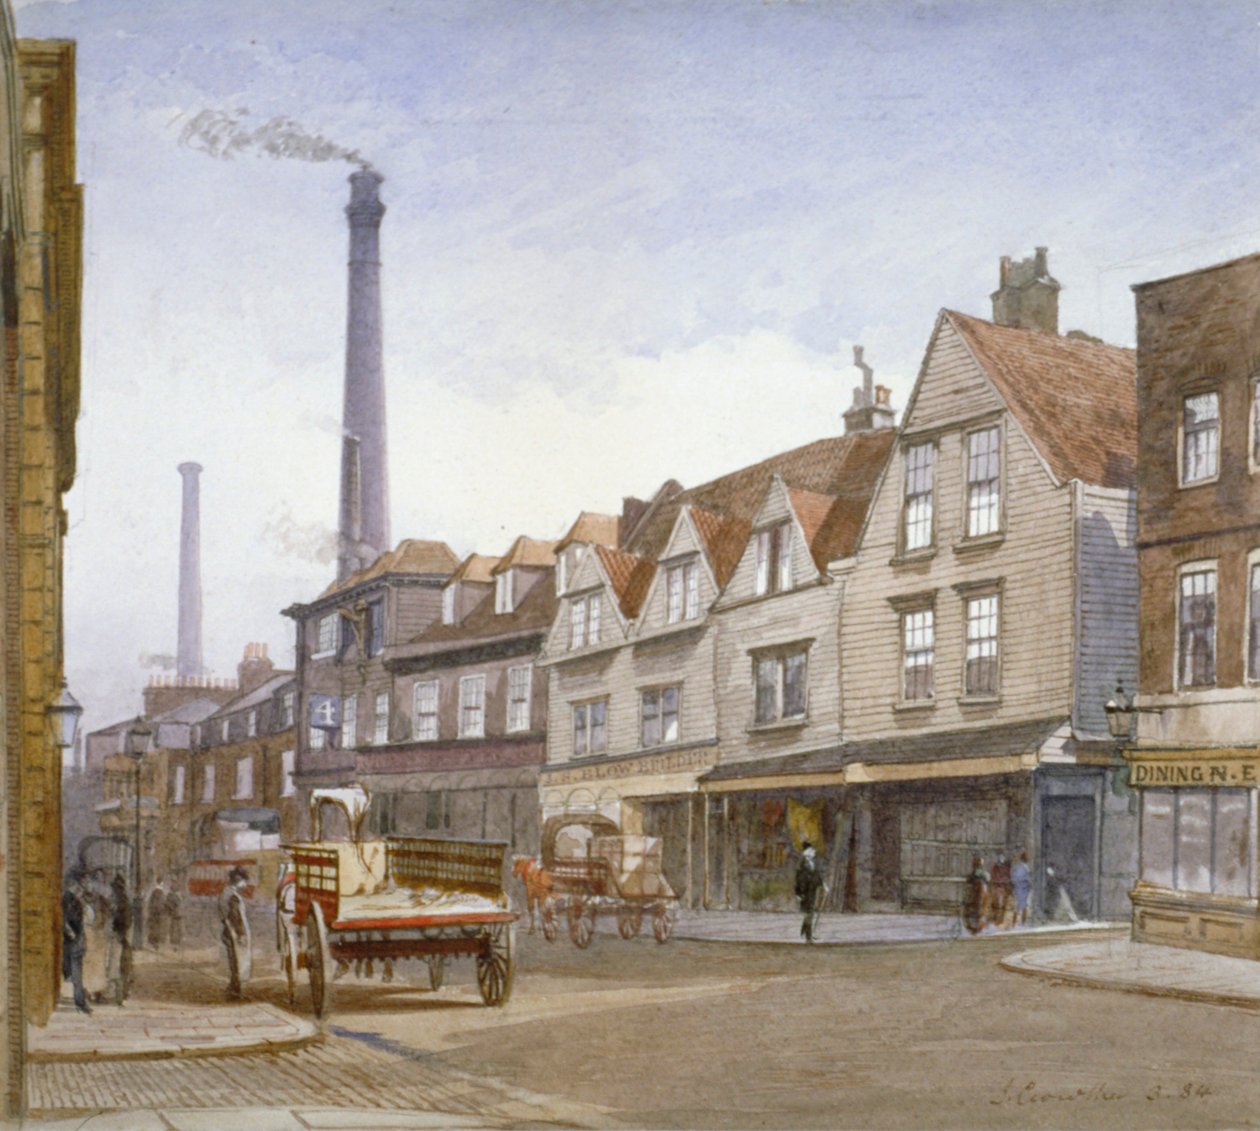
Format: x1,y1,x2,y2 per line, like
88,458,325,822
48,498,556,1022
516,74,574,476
124,719,153,948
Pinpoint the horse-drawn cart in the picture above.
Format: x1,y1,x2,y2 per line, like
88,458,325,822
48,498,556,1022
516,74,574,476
517,814,678,948
277,787,517,1017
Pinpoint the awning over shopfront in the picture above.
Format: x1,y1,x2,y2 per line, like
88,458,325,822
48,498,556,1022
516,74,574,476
214,806,281,833
700,717,1068,792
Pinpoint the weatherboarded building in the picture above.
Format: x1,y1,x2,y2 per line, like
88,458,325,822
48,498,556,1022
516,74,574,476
836,252,1140,920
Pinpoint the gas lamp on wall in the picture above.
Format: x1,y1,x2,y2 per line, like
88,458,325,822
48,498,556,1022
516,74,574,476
46,678,84,751
1104,684,1136,742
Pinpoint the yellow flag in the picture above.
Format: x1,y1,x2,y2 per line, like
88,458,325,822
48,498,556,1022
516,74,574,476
787,798,823,852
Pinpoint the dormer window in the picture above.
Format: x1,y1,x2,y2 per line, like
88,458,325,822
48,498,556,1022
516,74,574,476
556,553,568,596
569,593,602,650
495,570,515,615
754,523,792,596
667,560,700,623
442,584,457,626
365,599,385,656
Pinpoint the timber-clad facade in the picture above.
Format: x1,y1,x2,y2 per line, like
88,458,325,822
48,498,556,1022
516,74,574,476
1127,250,1260,958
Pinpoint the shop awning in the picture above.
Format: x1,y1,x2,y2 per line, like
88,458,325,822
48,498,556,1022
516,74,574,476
214,807,280,833
700,717,1067,792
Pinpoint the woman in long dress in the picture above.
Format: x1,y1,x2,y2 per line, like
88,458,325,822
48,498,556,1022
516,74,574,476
82,871,110,1002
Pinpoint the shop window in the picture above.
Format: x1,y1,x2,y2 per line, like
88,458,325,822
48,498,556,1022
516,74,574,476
1141,788,1251,896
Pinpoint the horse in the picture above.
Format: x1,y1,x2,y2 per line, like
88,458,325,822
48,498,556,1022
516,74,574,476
511,855,552,933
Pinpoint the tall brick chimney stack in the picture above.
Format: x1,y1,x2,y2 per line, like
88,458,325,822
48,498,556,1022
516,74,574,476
991,246,1060,334
176,461,203,678
338,170,390,581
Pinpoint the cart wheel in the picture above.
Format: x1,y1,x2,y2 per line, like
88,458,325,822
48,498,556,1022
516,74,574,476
569,900,594,949
617,908,643,939
281,928,297,1007
652,906,675,944
427,954,445,991
541,898,558,943
305,902,332,1019
476,923,514,1007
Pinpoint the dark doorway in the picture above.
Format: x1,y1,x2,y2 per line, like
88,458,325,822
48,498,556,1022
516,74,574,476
1041,795,1096,920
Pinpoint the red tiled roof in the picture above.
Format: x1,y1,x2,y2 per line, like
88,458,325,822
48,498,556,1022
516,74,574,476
946,310,1137,489
322,539,459,597
786,487,836,571
629,431,896,563
688,506,752,589
595,545,656,620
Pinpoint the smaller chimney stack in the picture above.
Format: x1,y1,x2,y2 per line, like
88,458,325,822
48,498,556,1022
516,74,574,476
991,246,1060,334
237,642,275,695
843,345,896,434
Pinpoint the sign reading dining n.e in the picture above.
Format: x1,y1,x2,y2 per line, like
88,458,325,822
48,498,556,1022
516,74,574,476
1128,758,1260,788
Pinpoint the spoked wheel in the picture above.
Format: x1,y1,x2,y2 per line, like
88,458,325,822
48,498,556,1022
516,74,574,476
427,954,446,991
652,905,675,944
476,923,514,1007
280,928,297,1007
569,900,594,949
617,907,643,939
305,902,332,1019
541,898,558,942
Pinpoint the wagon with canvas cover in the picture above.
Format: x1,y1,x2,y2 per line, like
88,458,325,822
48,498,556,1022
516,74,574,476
523,813,678,947
276,786,517,1018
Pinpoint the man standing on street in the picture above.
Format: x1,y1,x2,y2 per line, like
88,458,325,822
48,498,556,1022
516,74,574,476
61,869,91,1013
219,865,252,1000
794,841,825,943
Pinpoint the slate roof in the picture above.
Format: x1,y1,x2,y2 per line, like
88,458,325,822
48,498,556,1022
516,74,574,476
946,310,1137,490
321,539,460,598
629,431,897,566
209,673,296,717
701,717,1067,782
594,545,657,620
404,568,559,651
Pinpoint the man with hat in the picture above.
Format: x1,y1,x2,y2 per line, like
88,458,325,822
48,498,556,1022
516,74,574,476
794,841,825,943
218,865,252,1000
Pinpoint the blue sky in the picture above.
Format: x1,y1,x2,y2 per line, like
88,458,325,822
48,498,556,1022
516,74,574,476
15,0,1260,731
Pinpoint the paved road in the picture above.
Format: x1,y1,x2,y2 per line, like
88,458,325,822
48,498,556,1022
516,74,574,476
29,924,1260,1128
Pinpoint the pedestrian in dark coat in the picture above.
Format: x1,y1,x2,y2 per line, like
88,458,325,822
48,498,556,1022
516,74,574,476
108,872,133,1003
219,865,252,1000
61,870,91,1013
794,842,825,943
146,878,168,950
165,884,184,950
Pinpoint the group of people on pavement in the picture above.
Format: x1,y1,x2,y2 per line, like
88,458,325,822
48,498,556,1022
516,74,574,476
63,863,248,1012
963,850,1035,934
61,867,134,1012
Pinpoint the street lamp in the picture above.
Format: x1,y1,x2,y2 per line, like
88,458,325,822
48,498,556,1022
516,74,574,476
1104,684,1136,741
47,678,84,751
124,718,153,948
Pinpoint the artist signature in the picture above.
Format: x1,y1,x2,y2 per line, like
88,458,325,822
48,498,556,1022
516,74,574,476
990,1079,1214,1106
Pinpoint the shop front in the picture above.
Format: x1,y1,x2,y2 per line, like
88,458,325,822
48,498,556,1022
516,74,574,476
1127,748,1260,958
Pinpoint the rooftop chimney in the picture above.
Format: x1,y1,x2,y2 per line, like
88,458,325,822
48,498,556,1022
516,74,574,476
842,345,896,434
991,245,1060,334
237,642,275,695
176,462,203,679
338,170,390,581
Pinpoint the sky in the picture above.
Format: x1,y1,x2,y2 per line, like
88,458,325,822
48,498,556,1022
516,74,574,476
14,0,1260,738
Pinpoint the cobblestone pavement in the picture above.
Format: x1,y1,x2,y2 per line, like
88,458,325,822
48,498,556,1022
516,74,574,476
25,1032,605,1125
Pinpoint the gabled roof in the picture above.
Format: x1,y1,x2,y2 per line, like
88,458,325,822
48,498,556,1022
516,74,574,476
493,535,557,573
688,506,752,589
556,511,620,552
946,310,1137,490
629,431,896,563
405,566,559,649
321,539,459,598
594,545,656,620
448,553,500,585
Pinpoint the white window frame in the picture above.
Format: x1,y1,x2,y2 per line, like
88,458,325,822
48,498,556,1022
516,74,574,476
280,691,295,729
556,553,568,595
201,762,215,803
413,679,439,741
342,695,358,747
754,522,793,597
171,763,186,806
234,755,253,800
589,593,602,644
495,570,515,615
902,441,935,553
459,675,486,739
1180,390,1220,487
442,584,457,626
1177,561,1217,690
373,692,390,745
280,749,296,798
640,685,681,748
314,613,337,658
901,607,935,703
965,424,1002,538
570,597,587,650
572,698,609,758
963,592,1000,698
247,709,257,738
308,725,327,752
507,665,532,733
667,560,700,624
